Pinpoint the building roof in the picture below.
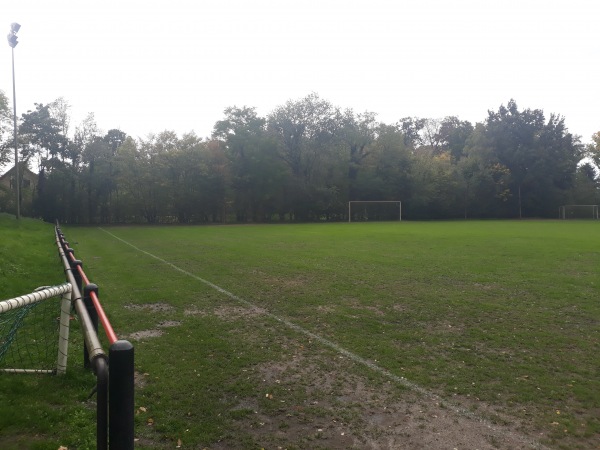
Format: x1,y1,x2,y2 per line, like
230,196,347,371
0,165,38,181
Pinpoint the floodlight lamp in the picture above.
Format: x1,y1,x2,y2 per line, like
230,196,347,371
7,33,18,48
10,23,21,33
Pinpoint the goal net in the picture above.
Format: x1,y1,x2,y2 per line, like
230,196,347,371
348,201,402,222
559,205,599,219
0,284,72,375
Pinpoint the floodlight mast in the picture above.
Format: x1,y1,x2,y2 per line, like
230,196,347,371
7,22,20,219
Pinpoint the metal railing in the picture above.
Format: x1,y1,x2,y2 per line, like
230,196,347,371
55,224,134,450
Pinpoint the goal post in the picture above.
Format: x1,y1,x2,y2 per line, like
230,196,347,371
0,283,72,375
348,201,402,222
559,205,599,219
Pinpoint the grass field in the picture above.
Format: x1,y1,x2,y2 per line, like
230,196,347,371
2,216,599,449
0,214,97,450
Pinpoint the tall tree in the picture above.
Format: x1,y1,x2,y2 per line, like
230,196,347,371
420,118,444,154
587,132,600,170
486,100,581,217
567,162,599,205
397,117,426,149
436,116,474,161
49,97,71,137
19,103,69,169
214,106,284,221
268,93,340,176
359,124,412,202
339,109,378,200
0,90,13,168
267,93,342,220
460,123,511,218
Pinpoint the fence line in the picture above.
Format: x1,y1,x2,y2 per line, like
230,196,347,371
55,224,134,450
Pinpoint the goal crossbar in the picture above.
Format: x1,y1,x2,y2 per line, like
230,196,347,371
0,283,72,375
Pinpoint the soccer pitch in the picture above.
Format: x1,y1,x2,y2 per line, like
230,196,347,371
65,221,599,449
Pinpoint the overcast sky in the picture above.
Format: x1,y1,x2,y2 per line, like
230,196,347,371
2,0,598,144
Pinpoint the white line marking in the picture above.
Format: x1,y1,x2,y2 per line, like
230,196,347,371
100,227,547,449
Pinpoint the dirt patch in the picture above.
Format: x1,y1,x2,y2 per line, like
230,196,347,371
317,304,336,313
124,302,175,312
251,269,310,289
213,305,267,320
219,346,548,450
123,296,548,448
157,320,181,328
392,303,409,313
184,306,208,316
134,371,149,389
127,329,164,340
345,297,386,316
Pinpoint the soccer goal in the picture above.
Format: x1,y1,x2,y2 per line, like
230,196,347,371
348,201,402,222
0,283,72,375
559,205,599,219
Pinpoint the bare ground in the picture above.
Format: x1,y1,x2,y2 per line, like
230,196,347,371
213,340,548,449
130,302,554,449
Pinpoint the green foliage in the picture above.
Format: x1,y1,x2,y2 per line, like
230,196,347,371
486,100,583,217
587,132,600,170
4,94,594,223
0,90,13,168
567,163,600,205
213,106,286,221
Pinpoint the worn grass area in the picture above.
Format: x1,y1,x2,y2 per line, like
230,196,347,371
0,214,97,450
60,220,600,449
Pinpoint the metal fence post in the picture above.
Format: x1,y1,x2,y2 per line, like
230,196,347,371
96,357,109,450
71,259,83,290
83,283,99,369
109,340,135,450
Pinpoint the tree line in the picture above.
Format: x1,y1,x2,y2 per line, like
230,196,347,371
1,92,599,223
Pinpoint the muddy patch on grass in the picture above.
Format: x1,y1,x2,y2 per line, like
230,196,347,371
392,302,409,313
184,306,208,316
134,371,149,389
213,305,267,320
119,293,553,449
316,304,336,313
345,298,386,316
157,320,181,328
127,329,164,340
124,302,175,313
220,346,548,450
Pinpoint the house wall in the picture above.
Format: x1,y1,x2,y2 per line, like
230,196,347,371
0,167,38,215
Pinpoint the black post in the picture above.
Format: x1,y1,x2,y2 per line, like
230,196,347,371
70,259,85,367
71,259,83,290
83,283,99,369
96,357,109,450
109,340,135,450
